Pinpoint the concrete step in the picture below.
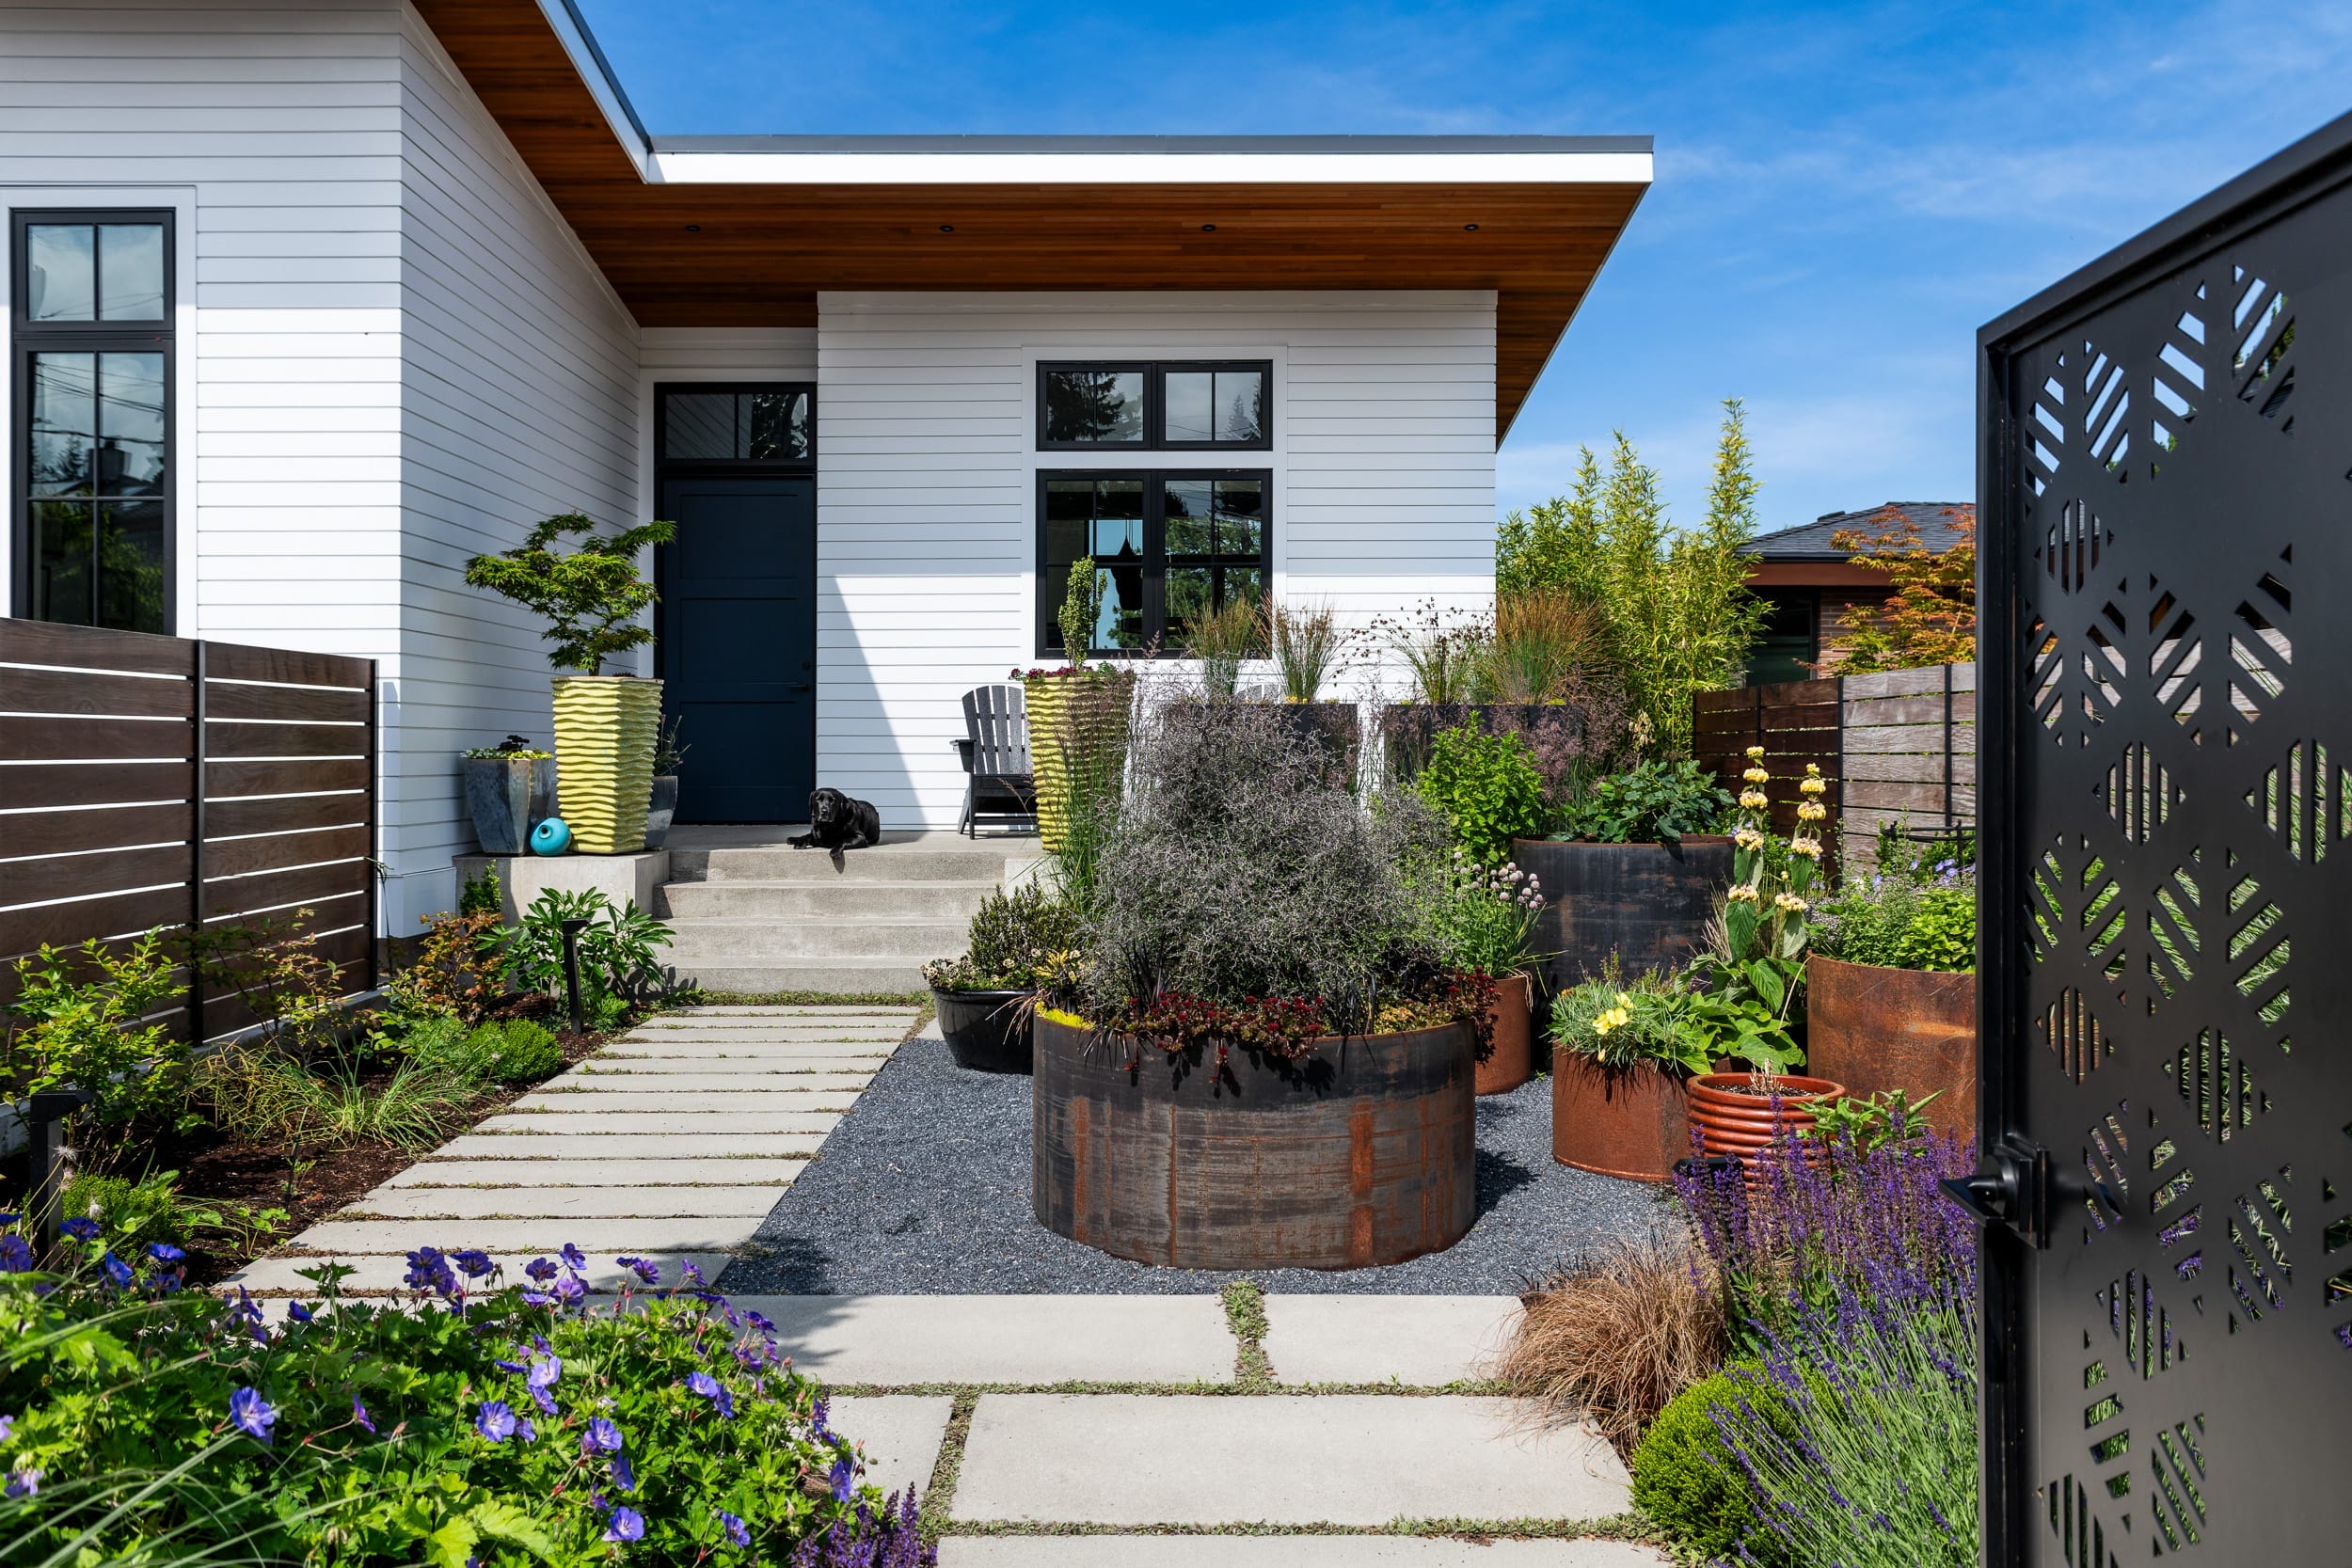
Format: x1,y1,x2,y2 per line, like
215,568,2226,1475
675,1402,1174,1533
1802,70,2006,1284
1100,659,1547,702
665,916,966,961
669,846,1013,885
670,961,929,996
661,879,996,921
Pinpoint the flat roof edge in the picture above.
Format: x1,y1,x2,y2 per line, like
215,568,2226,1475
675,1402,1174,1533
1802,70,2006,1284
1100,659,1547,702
650,133,1655,155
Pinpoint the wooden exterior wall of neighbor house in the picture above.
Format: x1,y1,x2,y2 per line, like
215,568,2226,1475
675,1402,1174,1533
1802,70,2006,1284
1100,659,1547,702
0,618,377,1043
1694,661,1975,866
812,288,1498,830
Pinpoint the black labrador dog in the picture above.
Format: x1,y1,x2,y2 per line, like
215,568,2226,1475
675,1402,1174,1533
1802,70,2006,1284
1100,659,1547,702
788,787,881,853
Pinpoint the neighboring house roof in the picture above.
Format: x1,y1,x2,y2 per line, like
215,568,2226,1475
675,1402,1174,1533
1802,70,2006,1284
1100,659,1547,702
1742,502,1974,562
409,0,1652,442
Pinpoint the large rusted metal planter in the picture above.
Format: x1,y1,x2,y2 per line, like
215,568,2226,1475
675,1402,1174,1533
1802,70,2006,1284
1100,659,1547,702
1476,973,1533,1096
1804,955,1977,1139
1511,836,1734,995
1551,1056,1691,1181
1032,1012,1477,1270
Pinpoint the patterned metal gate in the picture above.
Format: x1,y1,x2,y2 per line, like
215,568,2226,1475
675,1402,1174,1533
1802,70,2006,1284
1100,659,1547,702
1969,113,2352,1564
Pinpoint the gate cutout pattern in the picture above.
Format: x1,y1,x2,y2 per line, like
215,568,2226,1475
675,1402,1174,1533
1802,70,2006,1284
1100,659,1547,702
1981,115,2352,1564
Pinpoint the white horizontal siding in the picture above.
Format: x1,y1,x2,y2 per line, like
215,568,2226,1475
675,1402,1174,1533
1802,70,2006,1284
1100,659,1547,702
814,289,1497,830
389,4,640,927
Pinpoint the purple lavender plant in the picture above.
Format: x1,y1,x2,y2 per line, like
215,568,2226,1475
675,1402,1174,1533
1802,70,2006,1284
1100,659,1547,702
786,1488,936,1567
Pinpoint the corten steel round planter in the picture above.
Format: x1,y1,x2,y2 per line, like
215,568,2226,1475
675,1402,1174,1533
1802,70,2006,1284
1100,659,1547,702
1685,1072,1846,1161
1511,836,1735,995
1551,1057,1692,1181
1805,955,1977,1139
1381,703,1582,784
1032,1013,1477,1270
931,988,1035,1074
1477,973,1534,1095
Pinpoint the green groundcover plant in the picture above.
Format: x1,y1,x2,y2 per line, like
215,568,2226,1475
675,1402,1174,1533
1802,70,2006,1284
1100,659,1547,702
0,1222,930,1567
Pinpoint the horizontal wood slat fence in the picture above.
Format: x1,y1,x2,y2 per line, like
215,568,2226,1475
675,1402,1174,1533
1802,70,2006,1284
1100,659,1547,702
1693,661,1975,867
0,618,377,1042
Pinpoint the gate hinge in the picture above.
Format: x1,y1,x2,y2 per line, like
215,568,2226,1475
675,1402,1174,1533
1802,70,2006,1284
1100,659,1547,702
1942,1134,2058,1249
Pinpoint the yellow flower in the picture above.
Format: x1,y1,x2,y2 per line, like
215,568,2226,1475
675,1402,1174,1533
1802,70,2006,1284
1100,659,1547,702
1727,884,1761,904
1789,834,1823,860
1616,992,1634,1008
1775,892,1809,912
1745,745,1765,760
1594,1009,1618,1036
1741,767,1770,784
1739,790,1769,810
1798,800,1828,822
1799,775,1827,797
1734,826,1765,851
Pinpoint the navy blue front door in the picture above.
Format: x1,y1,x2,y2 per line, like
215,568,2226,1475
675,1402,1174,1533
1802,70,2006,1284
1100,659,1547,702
658,476,816,822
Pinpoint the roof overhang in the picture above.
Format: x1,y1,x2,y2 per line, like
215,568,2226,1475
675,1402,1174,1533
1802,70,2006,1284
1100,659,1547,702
413,0,1653,441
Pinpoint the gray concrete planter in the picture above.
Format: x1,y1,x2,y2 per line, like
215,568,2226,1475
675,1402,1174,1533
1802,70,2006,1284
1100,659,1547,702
464,755,558,855
644,775,680,849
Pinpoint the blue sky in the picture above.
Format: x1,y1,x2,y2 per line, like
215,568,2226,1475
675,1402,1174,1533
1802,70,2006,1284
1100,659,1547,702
574,0,2352,535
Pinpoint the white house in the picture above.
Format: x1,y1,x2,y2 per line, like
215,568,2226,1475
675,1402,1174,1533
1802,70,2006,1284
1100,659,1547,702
0,0,1650,937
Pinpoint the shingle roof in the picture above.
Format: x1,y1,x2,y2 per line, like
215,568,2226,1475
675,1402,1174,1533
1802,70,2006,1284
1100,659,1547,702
1741,501,1974,561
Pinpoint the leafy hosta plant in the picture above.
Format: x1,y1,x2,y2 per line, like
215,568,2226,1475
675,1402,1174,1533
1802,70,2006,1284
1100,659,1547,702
1553,758,1733,846
0,1221,930,1567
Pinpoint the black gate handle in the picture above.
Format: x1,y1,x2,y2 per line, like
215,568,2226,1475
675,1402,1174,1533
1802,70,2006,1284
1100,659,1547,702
1941,1135,2057,1249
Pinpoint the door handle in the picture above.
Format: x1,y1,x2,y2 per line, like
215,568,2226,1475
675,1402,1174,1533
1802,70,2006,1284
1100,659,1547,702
1942,1134,2057,1249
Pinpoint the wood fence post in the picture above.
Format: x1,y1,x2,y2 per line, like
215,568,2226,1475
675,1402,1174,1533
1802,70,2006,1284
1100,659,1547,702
365,657,381,992
188,640,207,1043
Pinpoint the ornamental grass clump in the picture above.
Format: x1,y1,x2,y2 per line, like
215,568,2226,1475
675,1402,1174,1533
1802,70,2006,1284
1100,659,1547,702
1498,1236,1727,1454
1073,696,1486,1056
0,1219,931,1567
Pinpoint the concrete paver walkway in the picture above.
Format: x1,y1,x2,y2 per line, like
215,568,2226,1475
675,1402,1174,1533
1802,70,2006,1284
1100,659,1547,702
222,1005,915,1296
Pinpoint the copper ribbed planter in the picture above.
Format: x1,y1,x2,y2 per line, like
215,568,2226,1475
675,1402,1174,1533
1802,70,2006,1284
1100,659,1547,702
1476,974,1533,1096
1031,1013,1476,1270
1686,1072,1845,1160
1552,1056,1692,1181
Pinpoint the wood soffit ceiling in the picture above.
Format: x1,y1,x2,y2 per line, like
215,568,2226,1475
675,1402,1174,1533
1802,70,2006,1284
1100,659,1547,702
411,0,1650,440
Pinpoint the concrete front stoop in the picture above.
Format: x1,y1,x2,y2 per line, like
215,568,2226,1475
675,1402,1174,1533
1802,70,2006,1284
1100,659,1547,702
657,829,1025,995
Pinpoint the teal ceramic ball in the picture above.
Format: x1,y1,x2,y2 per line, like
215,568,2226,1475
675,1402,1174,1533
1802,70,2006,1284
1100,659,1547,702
531,817,572,856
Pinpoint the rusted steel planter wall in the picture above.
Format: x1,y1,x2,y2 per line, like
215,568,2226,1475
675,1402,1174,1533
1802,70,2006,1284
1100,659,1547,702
1551,1056,1690,1181
1476,973,1533,1095
1804,955,1976,1139
1032,1014,1477,1270
1510,837,1734,994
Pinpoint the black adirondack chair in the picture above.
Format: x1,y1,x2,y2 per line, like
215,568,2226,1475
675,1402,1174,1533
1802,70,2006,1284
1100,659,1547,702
953,683,1036,837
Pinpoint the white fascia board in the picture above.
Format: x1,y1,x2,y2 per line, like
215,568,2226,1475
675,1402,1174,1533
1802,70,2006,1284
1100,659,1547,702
535,0,652,179
648,150,1653,187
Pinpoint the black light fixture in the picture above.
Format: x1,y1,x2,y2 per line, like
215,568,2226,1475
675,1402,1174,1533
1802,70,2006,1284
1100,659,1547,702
939,224,955,232
1463,223,1480,231
559,916,591,1035
1200,223,1216,231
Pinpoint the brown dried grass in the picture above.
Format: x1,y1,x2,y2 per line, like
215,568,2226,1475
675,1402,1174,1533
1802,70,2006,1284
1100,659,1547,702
1496,1235,1728,1455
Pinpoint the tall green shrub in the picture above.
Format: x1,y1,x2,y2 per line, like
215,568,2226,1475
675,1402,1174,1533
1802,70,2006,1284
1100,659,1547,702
1415,723,1546,862
1495,398,1767,754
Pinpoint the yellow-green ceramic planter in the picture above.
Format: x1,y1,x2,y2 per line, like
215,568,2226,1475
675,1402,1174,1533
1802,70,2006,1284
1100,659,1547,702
1024,673,1135,851
550,675,663,854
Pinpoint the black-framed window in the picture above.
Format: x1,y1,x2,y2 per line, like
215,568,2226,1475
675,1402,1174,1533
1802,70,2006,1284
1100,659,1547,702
12,210,173,634
1040,470,1268,657
659,383,814,465
1745,587,1820,686
1039,361,1270,451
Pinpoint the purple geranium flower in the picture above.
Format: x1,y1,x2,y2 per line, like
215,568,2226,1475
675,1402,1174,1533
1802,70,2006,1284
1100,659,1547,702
402,1246,457,1296
679,1258,705,1286
828,1455,855,1503
741,1309,774,1335
528,1354,561,1389
559,1243,588,1270
475,1401,518,1442
289,1301,317,1325
60,1217,99,1242
516,1415,537,1444
603,1506,644,1544
617,1256,660,1284
5,1466,37,1499
720,1511,750,1546
147,1241,185,1263
0,1414,13,1442
811,1397,831,1439
551,1274,586,1305
586,1416,624,1452
100,1252,133,1288
450,1248,496,1279
352,1395,376,1434
687,1370,737,1419
0,1236,29,1274
612,1449,637,1492
525,1256,558,1282
229,1387,276,1445
494,1357,527,1374
521,1290,554,1307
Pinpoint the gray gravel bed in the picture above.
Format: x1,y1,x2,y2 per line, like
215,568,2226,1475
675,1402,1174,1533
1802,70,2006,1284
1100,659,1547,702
728,1037,1668,1295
